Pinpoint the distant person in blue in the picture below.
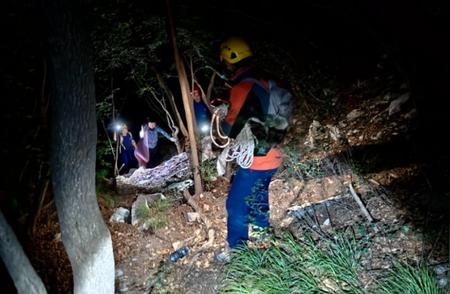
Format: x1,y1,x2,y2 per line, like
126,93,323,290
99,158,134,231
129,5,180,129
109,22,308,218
139,119,176,168
191,85,211,137
113,124,137,174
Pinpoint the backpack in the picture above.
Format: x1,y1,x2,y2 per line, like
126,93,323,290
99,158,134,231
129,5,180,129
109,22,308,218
267,80,294,122
244,78,294,129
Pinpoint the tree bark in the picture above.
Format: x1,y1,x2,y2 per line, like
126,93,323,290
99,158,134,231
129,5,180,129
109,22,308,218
45,1,115,293
0,211,47,294
166,0,203,194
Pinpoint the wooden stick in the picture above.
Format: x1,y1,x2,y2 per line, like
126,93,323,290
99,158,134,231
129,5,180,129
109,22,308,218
182,191,216,259
166,0,202,194
348,182,374,223
183,190,211,229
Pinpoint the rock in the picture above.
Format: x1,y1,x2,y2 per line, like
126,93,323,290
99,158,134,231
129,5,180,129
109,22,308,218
187,212,200,222
172,241,182,250
321,278,340,292
115,268,124,278
403,108,417,119
109,207,130,224
305,120,325,148
371,131,383,141
437,276,448,289
346,109,363,120
166,179,193,192
388,92,410,116
131,193,164,226
326,124,341,142
434,264,449,276
141,222,151,231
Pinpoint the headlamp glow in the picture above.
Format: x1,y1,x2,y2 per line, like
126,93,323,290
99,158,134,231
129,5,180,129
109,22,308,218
200,124,209,133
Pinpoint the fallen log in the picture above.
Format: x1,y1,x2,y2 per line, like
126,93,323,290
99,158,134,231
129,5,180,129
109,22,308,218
116,152,192,194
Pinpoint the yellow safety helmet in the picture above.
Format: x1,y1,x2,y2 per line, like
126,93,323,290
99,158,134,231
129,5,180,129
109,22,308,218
220,37,253,64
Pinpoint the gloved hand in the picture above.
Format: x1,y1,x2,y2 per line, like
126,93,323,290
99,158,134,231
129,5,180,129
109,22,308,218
170,137,177,142
265,115,288,146
265,115,288,131
214,103,229,120
247,118,267,141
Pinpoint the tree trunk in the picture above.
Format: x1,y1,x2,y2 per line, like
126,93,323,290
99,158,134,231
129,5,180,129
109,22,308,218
45,1,115,293
166,0,203,194
0,211,47,294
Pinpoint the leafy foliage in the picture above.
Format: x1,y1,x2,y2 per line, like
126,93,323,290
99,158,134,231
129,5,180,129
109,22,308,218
200,159,218,191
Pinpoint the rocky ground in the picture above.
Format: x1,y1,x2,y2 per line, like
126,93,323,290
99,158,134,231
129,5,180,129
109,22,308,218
30,71,448,293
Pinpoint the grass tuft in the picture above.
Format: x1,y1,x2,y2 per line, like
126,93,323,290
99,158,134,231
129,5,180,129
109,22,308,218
221,232,442,294
136,198,171,232
375,262,445,294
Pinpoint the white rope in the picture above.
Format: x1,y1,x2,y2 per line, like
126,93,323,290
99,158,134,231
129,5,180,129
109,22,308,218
222,123,256,169
210,105,257,171
210,106,230,148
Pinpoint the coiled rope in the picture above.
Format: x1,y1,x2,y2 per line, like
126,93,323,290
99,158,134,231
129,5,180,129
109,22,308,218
211,106,256,170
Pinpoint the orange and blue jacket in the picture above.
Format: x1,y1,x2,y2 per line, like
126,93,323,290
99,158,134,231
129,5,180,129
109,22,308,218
223,66,283,170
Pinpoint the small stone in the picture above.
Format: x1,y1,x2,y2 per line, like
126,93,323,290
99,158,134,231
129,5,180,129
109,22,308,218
172,241,182,250
437,276,448,289
115,269,124,278
326,124,341,142
203,204,210,211
346,109,363,120
404,109,417,119
371,131,383,140
435,264,449,276
388,92,410,116
109,207,130,224
187,212,200,222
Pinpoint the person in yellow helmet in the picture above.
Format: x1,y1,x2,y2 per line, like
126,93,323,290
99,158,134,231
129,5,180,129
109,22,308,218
220,36,253,65
216,37,285,261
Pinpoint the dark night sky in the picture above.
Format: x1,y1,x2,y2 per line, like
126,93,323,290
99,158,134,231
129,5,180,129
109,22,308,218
0,0,447,154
